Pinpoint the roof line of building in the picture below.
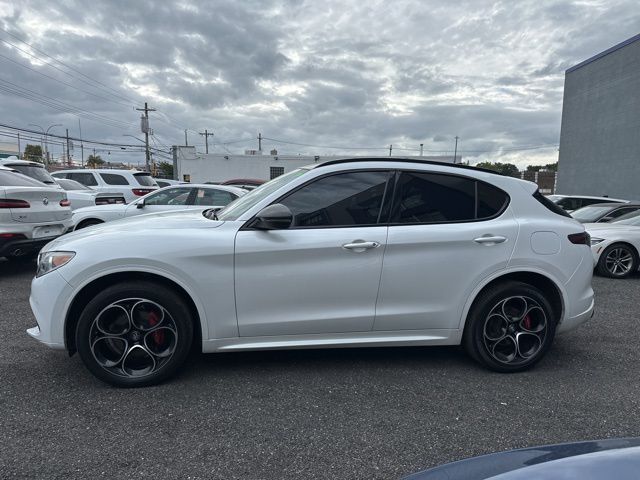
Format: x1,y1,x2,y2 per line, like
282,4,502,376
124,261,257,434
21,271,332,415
566,32,640,74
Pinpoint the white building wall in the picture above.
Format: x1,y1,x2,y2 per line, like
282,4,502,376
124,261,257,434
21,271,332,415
175,147,458,183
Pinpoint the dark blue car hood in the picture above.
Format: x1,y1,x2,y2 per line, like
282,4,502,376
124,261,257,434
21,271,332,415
404,438,640,480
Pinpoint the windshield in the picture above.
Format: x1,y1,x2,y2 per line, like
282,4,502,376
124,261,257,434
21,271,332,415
56,178,93,191
571,205,611,222
0,170,46,187
216,168,308,221
9,164,57,184
611,211,640,226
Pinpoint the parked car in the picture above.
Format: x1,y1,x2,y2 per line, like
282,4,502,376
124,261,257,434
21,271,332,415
0,158,61,188
28,158,594,387
404,437,640,480
220,178,266,190
70,184,246,230
0,167,72,261
547,194,627,213
51,169,158,203
54,178,126,210
571,202,640,224
586,212,640,278
154,179,187,188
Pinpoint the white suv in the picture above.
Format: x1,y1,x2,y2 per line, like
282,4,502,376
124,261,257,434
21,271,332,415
29,158,594,387
0,167,72,260
51,169,158,203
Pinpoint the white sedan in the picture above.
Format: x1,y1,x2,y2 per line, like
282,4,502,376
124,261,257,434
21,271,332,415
586,213,640,278
28,158,594,387
71,184,246,230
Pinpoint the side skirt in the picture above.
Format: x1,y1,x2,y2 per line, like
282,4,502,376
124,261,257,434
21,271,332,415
202,329,462,353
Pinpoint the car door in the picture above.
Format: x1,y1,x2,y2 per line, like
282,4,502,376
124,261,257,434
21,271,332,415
374,170,518,331
125,187,195,217
234,170,393,337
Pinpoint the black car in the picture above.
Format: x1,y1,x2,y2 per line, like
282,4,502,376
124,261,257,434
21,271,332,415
571,202,640,224
404,438,640,480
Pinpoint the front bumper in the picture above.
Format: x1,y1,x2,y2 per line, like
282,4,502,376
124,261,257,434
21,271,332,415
27,269,72,350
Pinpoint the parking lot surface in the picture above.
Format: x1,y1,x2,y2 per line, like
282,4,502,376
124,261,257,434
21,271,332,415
1,260,639,479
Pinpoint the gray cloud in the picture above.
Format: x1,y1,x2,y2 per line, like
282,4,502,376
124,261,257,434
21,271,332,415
0,0,638,167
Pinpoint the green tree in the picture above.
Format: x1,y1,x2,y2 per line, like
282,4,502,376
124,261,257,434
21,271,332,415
526,162,557,172
157,161,174,178
86,154,105,168
23,144,43,163
475,161,520,177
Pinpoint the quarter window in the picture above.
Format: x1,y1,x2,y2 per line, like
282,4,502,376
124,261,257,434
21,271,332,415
280,171,391,228
391,172,508,224
100,173,129,185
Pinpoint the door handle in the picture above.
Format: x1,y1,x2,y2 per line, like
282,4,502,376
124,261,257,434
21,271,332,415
474,235,507,245
342,241,380,251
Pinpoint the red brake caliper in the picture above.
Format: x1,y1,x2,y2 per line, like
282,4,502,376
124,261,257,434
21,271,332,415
148,310,164,345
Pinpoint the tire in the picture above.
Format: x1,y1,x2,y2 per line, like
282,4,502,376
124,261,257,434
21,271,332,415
596,243,638,279
463,281,557,373
75,281,194,387
75,219,103,230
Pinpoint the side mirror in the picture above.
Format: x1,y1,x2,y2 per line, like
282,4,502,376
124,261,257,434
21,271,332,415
252,203,293,230
136,200,145,209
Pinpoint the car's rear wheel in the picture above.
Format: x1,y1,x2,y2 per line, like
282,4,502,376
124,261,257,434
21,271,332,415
75,281,194,387
596,243,638,278
75,219,103,230
463,281,556,372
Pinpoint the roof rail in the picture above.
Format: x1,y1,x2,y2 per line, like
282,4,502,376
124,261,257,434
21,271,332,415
314,157,502,175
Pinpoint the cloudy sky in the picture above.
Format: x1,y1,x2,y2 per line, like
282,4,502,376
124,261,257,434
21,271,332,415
0,0,638,167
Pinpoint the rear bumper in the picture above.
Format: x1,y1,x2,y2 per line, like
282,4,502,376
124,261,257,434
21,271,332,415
0,235,59,258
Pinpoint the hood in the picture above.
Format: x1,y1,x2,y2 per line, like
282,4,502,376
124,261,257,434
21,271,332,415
45,209,224,250
585,223,640,234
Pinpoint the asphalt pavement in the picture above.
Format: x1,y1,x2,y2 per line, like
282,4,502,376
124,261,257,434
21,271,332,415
1,259,639,479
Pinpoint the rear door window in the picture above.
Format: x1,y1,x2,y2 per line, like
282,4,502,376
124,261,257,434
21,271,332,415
144,187,193,206
193,188,237,206
68,172,98,186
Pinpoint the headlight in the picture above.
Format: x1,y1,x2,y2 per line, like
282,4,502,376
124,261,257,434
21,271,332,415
36,251,75,277
590,237,605,246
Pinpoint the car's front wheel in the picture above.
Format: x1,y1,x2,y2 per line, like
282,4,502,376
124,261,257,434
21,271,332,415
463,281,556,372
75,281,194,387
596,243,638,278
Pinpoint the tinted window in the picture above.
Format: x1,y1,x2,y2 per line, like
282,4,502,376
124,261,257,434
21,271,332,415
392,172,475,223
477,182,509,218
100,173,129,185
193,188,236,206
534,191,572,218
134,173,157,186
0,170,45,187
9,164,56,185
556,197,581,211
68,172,98,186
56,178,92,191
156,180,169,188
604,207,640,221
280,171,390,227
144,187,192,206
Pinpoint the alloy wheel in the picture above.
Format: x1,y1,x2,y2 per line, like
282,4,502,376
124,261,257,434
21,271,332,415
89,298,178,378
482,296,548,366
604,247,634,276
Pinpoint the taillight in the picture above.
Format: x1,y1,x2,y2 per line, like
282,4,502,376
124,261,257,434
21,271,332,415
132,188,154,196
0,199,30,208
568,232,591,245
59,199,71,207
0,233,26,239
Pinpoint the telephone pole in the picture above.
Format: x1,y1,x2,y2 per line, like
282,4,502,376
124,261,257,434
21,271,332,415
184,130,188,146
78,119,84,167
453,136,459,164
419,143,424,156
66,129,71,166
199,129,214,154
389,144,393,157
136,102,156,172
258,132,262,152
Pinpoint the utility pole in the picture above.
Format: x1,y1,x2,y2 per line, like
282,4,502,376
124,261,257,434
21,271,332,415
453,136,459,164
389,144,393,157
184,130,188,146
419,143,424,156
78,119,84,167
66,129,71,166
199,129,214,154
258,132,262,152
136,102,156,172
